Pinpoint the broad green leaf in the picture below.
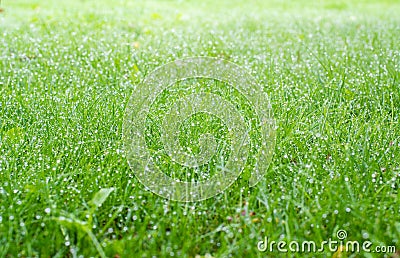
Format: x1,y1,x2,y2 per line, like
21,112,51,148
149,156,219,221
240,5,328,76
90,188,114,208
5,127,24,141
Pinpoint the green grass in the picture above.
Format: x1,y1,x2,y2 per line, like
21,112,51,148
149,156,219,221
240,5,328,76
1,0,399,257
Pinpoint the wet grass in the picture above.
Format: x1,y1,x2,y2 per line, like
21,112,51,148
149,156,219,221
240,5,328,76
0,0,399,257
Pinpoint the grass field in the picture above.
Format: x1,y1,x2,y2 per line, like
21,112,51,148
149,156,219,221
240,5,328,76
1,0,399,257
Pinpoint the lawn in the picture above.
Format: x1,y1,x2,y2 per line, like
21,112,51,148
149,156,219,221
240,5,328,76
0,0,399,257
